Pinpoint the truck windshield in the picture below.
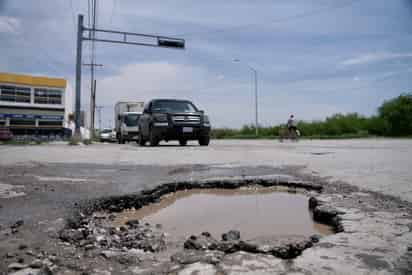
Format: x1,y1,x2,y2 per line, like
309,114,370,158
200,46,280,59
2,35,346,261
151,101,198,113
124,114,140,127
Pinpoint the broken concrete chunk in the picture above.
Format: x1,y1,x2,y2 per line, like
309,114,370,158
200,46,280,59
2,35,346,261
59,229,85,242
221,230,240,241
184,234,218,250
11,220,24,229
8,263,28,271
171,250,225,265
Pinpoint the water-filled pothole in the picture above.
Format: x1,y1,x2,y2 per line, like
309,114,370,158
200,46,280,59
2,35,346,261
112,187,333,240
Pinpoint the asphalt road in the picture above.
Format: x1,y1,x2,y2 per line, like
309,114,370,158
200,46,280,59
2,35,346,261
1,139,412,274
1,138,411,202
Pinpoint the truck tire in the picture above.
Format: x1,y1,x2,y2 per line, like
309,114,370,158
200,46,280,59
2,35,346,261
138,133,146,146
179,139,187,146
149,128,159,146
198,135,210,146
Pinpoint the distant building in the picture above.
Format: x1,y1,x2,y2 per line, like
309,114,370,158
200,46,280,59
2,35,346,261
0,72,70,136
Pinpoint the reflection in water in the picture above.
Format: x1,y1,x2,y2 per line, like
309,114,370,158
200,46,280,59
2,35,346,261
113,187,333,240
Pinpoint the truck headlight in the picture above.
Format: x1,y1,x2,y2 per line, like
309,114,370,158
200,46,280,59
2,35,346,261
154,114,168,122
203,115,210,125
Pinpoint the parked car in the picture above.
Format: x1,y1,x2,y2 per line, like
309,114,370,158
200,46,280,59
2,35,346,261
138,99,211,146
99,128,116,142
0,128,13,141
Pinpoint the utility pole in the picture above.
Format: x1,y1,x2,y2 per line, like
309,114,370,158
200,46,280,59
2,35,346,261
90,0,97,138
74,15,83,135
74,14,185,135
83,63,103,135
91,79,96,136
95,105,103,131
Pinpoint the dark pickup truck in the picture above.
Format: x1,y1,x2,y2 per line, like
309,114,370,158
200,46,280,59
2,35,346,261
138,99,211,146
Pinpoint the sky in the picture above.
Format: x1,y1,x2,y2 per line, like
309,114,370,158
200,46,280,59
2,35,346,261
1,0,412,128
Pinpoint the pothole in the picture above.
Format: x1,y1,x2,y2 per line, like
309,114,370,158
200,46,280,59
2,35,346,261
61,177,341,261
112,187,333,240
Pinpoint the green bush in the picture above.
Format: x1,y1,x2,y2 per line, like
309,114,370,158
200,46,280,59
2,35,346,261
211,128,239,139
365,116,386,136
378,94,412,136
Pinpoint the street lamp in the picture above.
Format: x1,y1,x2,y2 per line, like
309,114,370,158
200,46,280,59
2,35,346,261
233,59,259,136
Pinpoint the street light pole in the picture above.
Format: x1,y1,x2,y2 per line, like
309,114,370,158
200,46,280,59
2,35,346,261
234,59,259,136
252,67,258,136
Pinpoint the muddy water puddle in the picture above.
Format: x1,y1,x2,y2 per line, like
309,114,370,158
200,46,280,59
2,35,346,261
113,187,333,240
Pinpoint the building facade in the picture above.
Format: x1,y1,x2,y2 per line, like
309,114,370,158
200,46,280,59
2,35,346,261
0,72,69,136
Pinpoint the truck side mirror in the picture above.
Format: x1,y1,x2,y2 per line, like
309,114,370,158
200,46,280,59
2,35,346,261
117,115,121,120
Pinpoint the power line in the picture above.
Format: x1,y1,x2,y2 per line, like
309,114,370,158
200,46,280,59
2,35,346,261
179,0,361,38
109,0,117,25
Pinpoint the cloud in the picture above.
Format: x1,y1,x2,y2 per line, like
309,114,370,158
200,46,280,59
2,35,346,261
341,52,412,66
97,62,215,103
0,16,20,34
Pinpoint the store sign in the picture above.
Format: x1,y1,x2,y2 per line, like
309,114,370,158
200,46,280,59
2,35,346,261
0,113,64,120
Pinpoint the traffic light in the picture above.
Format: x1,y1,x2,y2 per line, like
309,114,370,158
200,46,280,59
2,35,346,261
157,38,185,49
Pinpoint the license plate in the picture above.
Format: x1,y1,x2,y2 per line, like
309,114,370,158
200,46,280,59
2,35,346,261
182,127,193,133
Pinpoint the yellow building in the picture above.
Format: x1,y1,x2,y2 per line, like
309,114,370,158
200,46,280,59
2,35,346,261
0,72,69,136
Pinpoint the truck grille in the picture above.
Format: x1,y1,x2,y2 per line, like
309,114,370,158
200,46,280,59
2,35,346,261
172,115,200,124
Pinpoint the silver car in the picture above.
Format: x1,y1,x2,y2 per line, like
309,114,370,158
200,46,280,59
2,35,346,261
99,129,116,142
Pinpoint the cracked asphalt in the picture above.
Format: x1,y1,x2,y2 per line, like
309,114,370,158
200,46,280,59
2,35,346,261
1,139,411,201
0,139,412,274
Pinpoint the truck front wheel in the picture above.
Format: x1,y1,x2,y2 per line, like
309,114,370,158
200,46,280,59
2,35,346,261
198,135,210,146
138,133,146,146
149,128,159,146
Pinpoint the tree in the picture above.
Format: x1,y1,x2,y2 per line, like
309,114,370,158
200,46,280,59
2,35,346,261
378,93,412,136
